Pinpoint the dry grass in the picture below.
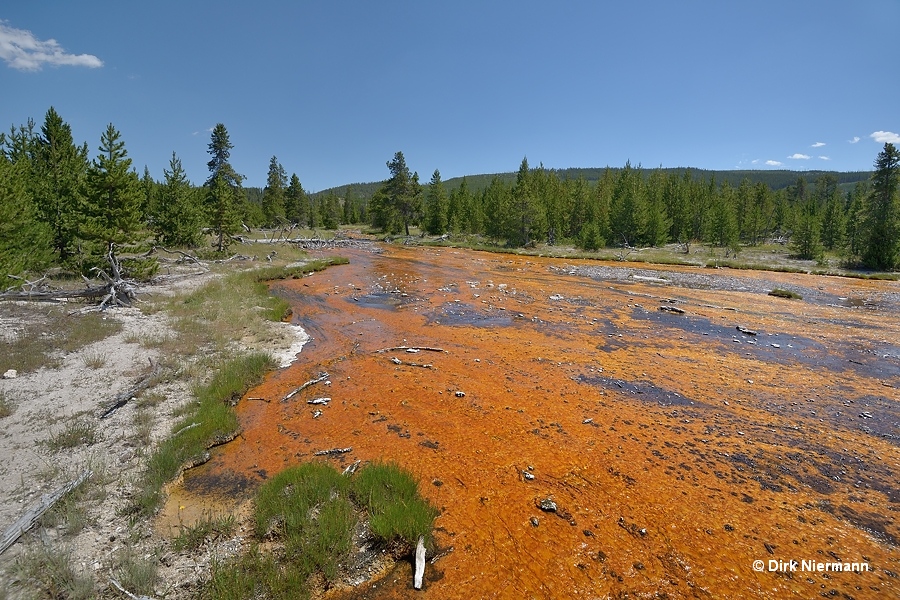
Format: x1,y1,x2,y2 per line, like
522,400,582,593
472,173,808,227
0,306,121,373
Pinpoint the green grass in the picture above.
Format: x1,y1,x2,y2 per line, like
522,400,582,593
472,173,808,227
204,461,438,599
129,352,276,517
173,512,236,551
351,461,439,547
769,288,803,300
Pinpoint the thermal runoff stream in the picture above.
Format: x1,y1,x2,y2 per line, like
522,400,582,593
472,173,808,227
163,244,899,598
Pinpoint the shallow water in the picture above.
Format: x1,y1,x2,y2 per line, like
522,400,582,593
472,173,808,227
163,245,900,598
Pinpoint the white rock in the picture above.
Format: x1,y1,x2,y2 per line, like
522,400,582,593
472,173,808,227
2,369,16,379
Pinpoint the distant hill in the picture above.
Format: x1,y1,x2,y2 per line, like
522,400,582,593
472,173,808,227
294,167,873,201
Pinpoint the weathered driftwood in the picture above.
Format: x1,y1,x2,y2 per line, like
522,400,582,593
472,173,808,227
342,460,361,476
314,447,352,456
388,357,434,369
736,326,758,336
307,397,330,405
658,305,685,314
0,247,137,309
414,535,426,589
99,362,161,419
283,372,329,402
0,470,92,555
376,346,447,354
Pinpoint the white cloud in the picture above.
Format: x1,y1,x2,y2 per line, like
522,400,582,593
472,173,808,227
788,153,811,160
0,20,102,71
751,159,759,165
819,156,830,161
811,142,826,148
849,136,861,144
766,160,783,167
870,131,900,144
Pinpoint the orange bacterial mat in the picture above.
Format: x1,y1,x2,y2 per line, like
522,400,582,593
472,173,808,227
161,245,900,599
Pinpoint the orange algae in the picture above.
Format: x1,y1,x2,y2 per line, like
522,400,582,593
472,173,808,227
165,245,899,598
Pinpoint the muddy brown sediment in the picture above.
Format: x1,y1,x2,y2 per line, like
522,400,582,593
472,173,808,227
164,245,900,598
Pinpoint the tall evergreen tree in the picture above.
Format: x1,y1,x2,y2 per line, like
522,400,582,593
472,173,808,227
285,173,308,226
505,157,544,247
153,152,203,247
384,151,421,236
424,169,448,235
204,124,244,251
0,155,54,278
641,169,671,247
609,162,642,247
862,143,900,270
83,123,142,253
262,156,287,226
33,107,90,262
790,197,823,261
844,181,869,259
482,176,510,242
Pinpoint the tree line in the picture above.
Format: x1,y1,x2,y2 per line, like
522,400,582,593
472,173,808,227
0,108,326,280
3,107,898,281
367,148,899,270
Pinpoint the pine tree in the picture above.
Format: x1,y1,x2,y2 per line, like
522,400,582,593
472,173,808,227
862,143,900,270
790,198,823,261
384,151,421,236
285,173,308,226
424,169,448,235
83,123,142,254
609,162,642,247
641,169,671,247
0,155,54,278
205,124,244,251
504,157,544,247
153,152,203,247
262,156,287,226
482,176,510,243
707,180,739,252
32,107,90,263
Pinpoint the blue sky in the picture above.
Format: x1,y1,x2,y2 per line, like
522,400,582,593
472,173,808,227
2,1,898,190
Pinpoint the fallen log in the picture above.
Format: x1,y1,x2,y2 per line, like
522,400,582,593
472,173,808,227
0,470,92,555
283,372,329,402
736,326,757,336
99,362,161,419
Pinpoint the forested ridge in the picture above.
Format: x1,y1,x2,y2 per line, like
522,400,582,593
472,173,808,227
2,107,898,282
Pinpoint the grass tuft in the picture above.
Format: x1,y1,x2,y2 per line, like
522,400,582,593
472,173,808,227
14,543,95,600
173,512,236,551
205,460,437,599
45,417,99,452
351,461,439,547
769,288,803,300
